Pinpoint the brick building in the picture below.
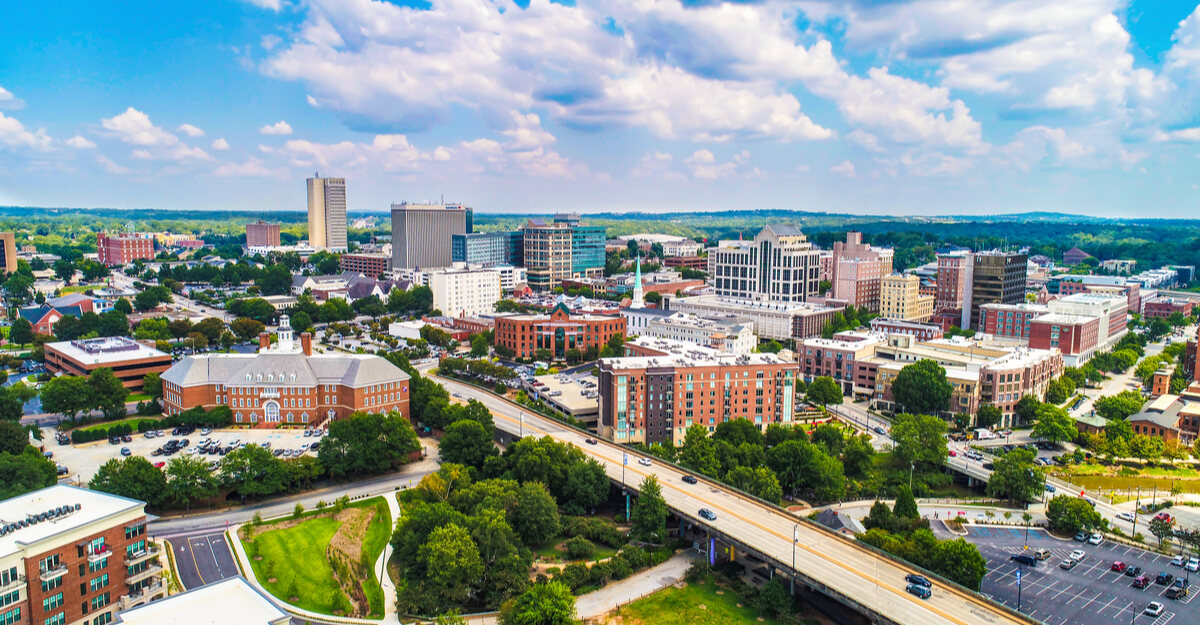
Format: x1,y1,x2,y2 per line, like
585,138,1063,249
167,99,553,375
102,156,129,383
339,253,391,278
245,220,281,248
0,485,164,625
663,256,707,270
1144,298,1194,319
161,315,410,428
45,338,173,391
830,232,893,312
1029,314,1101,360
96,233,154,266
878,273,934,322
869,318,944,341
978,303,1048,340
798,332,886,393
598,337,799,445
935,252,970,312
494,303,625,360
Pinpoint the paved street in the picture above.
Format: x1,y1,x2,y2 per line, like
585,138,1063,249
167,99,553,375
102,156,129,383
939,524,1197,625
169,531,240,590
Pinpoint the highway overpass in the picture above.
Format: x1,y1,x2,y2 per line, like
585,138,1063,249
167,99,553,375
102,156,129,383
433,372,1036,625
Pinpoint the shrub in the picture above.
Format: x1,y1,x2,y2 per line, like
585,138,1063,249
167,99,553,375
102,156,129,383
609,556,633,580
293,503,304,519
560,516,625,548
556,562,589,591
617,545,650,569
564,536,595,560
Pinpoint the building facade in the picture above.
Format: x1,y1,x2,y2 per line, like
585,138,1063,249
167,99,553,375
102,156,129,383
662,294,839,341
663,256,707,270
879,273,934,321
306,175,347,251
45,338,173,391
428,267,502,318
978,303,1048,340
1144,298,1195,319
451,231,524,267
494,303,625,360
245,221,281,249
935,252,970,313
0,232,15,274
522,219,572,291
964,251,1028,330
799,333,886,393
0,485,165,625
869,318,945,341
339,253,390,278
830,232,894,312
390,202,470,269
160,316,410,428
709,225,821,303
598,337,798,445
641,312,757,355
96,233,154,266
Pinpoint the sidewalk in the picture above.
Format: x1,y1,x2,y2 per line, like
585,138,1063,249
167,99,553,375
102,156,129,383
574,551,694,619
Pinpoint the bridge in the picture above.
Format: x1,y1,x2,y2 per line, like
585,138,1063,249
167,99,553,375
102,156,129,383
433,373,1036,625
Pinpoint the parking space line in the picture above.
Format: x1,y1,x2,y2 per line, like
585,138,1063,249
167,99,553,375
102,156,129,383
1112,601,1133,621
1079,592,1105,610
1065,588,1090,605
1051,583,1075,599
1037,580,1058,596
1095,596,1117,613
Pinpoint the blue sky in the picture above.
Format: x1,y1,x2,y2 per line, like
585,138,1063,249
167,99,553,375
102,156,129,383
2,0,1200,218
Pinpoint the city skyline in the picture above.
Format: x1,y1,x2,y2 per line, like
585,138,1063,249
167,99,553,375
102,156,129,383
1,1,1200,218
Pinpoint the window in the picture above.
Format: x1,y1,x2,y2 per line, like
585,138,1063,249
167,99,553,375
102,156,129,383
42,592,64,611
0,607,20,625
88,556,108,573
40,576,61,593
0,590,17,608
44,613,65,625
89,574,109,592
91,613,113,625
89,593,109,611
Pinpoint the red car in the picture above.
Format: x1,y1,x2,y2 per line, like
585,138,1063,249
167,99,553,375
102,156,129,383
1112,562,1127,572
1156,512,1173,523
153,461,165,469
948,450,958,457
1133,575,1150,589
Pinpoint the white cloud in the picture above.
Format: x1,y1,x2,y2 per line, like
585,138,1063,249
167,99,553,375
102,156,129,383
177,123,205,137
211,138,230,150
0,111,52,151
261,34,282,51
684,149,750,179
278,134,428,173
101,108,179,146
243,0,281,11
846,130,883,153
214,157,287,178
1155,127,1200,142
259,120,293,135
95,155,131,175
0,86,24,110
830,160,857,178
65,135,96,149
131,149,154,160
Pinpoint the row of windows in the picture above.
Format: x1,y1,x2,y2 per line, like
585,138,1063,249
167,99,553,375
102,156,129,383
0,607,18,625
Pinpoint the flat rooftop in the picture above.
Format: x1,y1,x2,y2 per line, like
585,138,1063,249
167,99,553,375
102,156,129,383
532,375,599,419
115,576,288,625
607,337,793,371
46,337,169,364
0,485,143,557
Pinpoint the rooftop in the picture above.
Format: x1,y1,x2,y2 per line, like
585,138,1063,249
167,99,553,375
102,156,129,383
605,336,793,371
47,337,169,364
115,576,288,625
0,485,143,557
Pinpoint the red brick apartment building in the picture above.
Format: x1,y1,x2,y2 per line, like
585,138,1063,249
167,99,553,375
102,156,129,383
339,253,390,278
1028,314,1101,359
663,256,707,270
1144,298,1194,319
598,337,800,445
978,303,1048,340
96,233,154,266
0,485,164,625
160,315,410,428
494,303,625,360
44,338,172,391
245,220,281,248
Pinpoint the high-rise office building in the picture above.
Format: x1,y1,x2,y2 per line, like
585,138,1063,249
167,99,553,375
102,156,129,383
521,214,605,290
306,174,347,251
935,252,970,313
391,202,470,269
830,232,894,312
0,232,15,274
452,231,524,267
709,224,821,302
245,220,281,249
963,251,1028,330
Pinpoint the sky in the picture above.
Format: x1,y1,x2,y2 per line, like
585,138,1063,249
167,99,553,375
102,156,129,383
2,0,1200,218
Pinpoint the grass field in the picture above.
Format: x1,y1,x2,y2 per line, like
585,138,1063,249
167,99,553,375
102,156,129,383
618,574,805,625
242,497,390,619
531,535,620,562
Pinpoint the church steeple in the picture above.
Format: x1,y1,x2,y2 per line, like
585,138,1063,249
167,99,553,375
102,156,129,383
632,255,645,308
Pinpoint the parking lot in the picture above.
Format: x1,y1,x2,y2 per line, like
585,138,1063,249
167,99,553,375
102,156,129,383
44,425,322,482
956,525,1195,625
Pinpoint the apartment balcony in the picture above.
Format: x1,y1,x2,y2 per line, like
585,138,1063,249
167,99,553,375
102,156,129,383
119,582,165,610
124,545,159,566
125,564,162,585
38,564,67,582
87,545,112,564
0,572,23,592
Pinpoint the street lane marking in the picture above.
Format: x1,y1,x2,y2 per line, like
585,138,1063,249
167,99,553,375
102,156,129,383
185,537,206,585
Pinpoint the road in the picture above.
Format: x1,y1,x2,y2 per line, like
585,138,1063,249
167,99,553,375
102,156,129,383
432,370,1032,625
940,524,1193,625
169,531,240,590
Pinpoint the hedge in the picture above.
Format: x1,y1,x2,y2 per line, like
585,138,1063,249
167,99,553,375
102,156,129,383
159,405,233,429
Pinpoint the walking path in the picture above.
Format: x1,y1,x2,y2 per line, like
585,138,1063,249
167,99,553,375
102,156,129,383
574,552,694,619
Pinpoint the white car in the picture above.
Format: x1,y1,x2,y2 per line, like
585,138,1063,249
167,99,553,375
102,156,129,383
1117,512,1135,522
638,457,652,467
1171,555,1186,567
1069,550,1087,561
1187,557,1199,572
1145,602,1164,617
1088,533,1103,545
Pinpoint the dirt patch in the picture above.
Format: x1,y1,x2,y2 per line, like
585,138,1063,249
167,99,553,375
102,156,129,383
325,506,379,618
240,516,308,542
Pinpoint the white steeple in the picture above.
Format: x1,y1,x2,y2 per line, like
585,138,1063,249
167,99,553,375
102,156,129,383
632,255,645,309
275,314,296,352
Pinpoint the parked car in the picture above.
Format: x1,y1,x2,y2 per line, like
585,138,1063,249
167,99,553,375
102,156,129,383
1167,578,1190,599
1125,565,1143,577
1010,554,1038,566
1044,483,1056,492
120,448,131,457
1133,575,1150,589
1088,533,1104,545
1059,559,1078,570
1171,555,1186,567
1117,512,1135,522
1188,557,1200,572
905,574,932,588
1112,562,1127,573
906,583,932,599
1074,531,1090,542
1157,573,1175,586
1034,548,1052,561
1069,550,1086,561
1145,602,1165,616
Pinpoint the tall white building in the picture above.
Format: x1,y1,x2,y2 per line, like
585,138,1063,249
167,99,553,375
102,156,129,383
642,312,757,355
429,266,502,317
306,174,347,251
709,224,821,302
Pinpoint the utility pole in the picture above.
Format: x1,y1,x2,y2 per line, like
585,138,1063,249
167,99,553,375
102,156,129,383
1132,486,1141,538
1016,569,1023,612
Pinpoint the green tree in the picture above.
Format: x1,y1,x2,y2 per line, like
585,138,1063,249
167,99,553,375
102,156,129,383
90,456,167,507
419,523,485,611
1130,434,1165,463
193,317,226,342
889,413,948,468
678,424,719,476
841,433,875,478
8,317,33,346
1031,404,1076,444
766,439,845,501
1149,516,1175,547
165,455,218,510
509,482,560,547
112,297,133,315
88,367,128,419
142,372,163,400
219,444,290,499
256,264,294,296
1095,390,1145,421
892,359,953,415
806,376,843,407
986,448,1044,505
439,419,498,469
40,375,94,420
1014,395,1042,424
892,484,920,520
0,447,56,499
725,465,783,504
630,475,668,543
230,317,266,342
1045,495,1103,534
500,581,576,625
470,334,490,358
562,458,610,514
863,500,897,532
319,411,421,477
931,538,988,591
0,420,28,455
975,404,1002,429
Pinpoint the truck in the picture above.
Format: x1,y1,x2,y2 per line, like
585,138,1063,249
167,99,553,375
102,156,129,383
974,428,996,440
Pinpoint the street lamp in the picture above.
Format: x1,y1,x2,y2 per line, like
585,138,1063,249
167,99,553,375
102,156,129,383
909,461,915,491
791,523,798,596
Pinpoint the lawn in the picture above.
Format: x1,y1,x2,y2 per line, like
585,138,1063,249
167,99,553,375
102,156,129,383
618,574,808,625
126,392,153,403
532,535,620,562
60,285,92,294
241,497,391,619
